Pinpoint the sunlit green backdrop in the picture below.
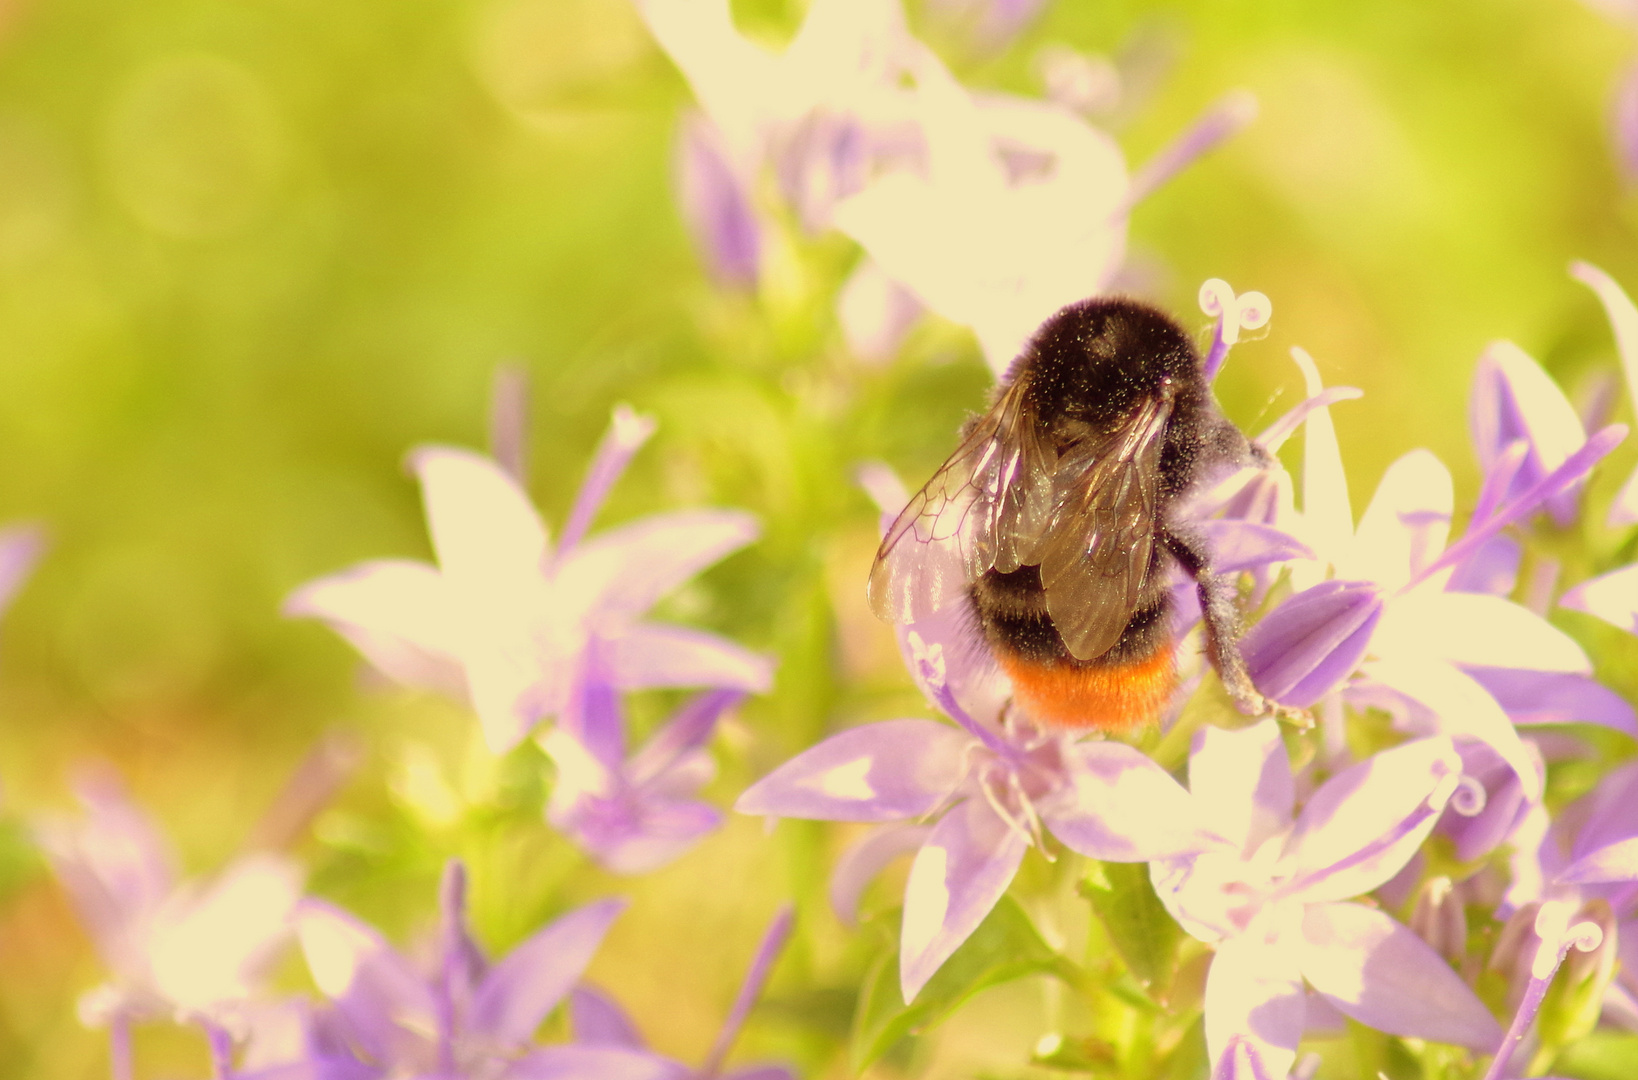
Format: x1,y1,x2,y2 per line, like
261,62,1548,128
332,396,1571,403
0,0,1635,1076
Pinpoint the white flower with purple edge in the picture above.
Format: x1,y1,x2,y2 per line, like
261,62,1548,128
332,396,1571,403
1150,719,1502,1078
287,406,772,755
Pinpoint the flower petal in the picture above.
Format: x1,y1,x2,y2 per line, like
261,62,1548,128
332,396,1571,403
294,900,436,1066
830,822,934,927
1039,742,1223,860
1240,580,1384,707
284,560,467,695
507,1044,688,1080
606,624,773,695
1572,263,1638,525
149,853,303,1013
410,445,550,586
1469,341,1586,527
1560,837,1638,885
1561,564,1638,636
1346,449,1452,589
1198,519,1313,574
1299,901,1502,1049
676,110,762,286
1202,925,1304,1080
564,509,759,622
0,522,44,616
1375,588,1591,674
1446,535,1522,596
1290,346,1353,574
1187,719,1293,856
1282,736,1462,903
1463,666,1637,735
899,797,1030,1002
569,986,647,1049
471,898,627,1047
735,719,971,822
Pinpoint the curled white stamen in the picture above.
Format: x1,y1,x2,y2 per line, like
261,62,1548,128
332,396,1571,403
1450,775,1487,817
1199,278,1273,346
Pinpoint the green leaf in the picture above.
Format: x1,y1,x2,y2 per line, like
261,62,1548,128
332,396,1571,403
1548,1030,1638,1080
1079,861,1182,994
850,895,1073,1072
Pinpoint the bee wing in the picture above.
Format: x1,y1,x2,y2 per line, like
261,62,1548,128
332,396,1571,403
868,376,1056,624
1035,395,1174,662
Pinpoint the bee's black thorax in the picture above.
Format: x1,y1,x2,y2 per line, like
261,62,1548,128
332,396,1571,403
974,297,1251,670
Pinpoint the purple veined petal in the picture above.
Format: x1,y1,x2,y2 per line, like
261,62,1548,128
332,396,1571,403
1469,341,1587,528
469,897,627,1048
295,900,438,1066
627,689,745,787
1289,347,1353,569
558,405,659,557
1445,534,1522,596
0,522,44,617
1187,720,1294,857
1298,901,1502,1049
896,611,1012,732
1464,665,1638,736
507,1044,688,1080
899,796,1031,1002
563,509,759,622
1038,741,1225,860
1560,837,1638,884
675,110,762,288
284,560,468,696
1361,657,1542,804
1281,736,1462,904
735,719,971,823
605,624,773,696
410,446,551,586
830,822,935,926
1346,450,1452,590
1202,926,1305,1080
1254,387,1364,454
1240,580,1385,708
838,257,923,363
1375,587,1591,674
1197,519,1313,574
570,985,647,1049
1560,563,1638,636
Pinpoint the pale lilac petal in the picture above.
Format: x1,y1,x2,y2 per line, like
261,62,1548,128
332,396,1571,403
838,258,922,362
1361,657,1541,803
1560,837,1638,884
1346,449,1452,589
606,624,773,695
628,689,744,785
1561,563,1638,635
570,986,646,1049
1290,347,1353,569
830,822,934,926
284,560,466,695
700,906,793,1078
1298,902,1501,1048
1254,387,1363,453
470,897,626,1046
411,446,550,584
1202,928,1304,1080
295,900,437,1066
1210,1036,1282,1080
1464,666,1637,735
569,796,724,875
558,405,659,556
1438,741,1530,863
1198,519,1313,574
1375,588,1590,674
735,720,970,822
0,522,44,616
564,509,759,621
1282,736,1462,903
1469,341,1587,527
1119,91,1256,214
1445,534,1521,596
1567,761,1638,860
676,110,762,287
508,1045,687,1080
1039,742,1223,860
1187,719,1293,856
899,797,1030,1002
1240,580,1384,707
1572,264,1638,491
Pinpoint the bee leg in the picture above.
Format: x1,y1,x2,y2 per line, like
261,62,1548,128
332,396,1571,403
1160,525,1270,718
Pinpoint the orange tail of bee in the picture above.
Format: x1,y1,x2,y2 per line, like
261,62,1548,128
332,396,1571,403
997,643,1176,731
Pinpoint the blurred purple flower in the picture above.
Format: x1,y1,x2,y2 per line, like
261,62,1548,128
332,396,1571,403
565,906,797,1080
541,656,744,873
676,111,762,287
34,769,303,1073
737,604,1222,1001
1469,340,1588,528
922,0,1048,51
293,861,632,1080
1571,261,1638,524
1150,721,1501,1078
288,406,771,754
0,521,43,622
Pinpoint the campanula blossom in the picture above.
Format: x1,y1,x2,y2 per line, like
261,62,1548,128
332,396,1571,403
1150,720,1501,1078
1571,261,1638,523
737,582,1223,1001
34,770,303,1075
288,406,772,754
293,860,629,1079
565,906,797,1080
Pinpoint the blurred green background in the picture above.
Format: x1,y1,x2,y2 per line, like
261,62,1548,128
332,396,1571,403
0,0,1635,1076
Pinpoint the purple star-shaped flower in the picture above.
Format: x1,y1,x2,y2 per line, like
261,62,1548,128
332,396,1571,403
736,599,1222,1002
287,406,772,754
1150,720,1501,1078
292,860,635,1079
